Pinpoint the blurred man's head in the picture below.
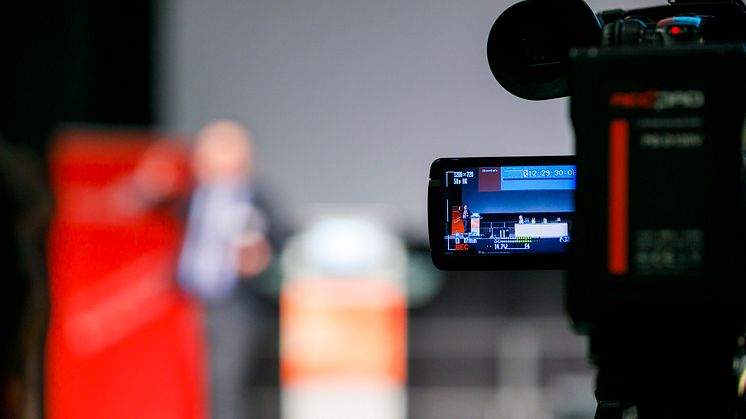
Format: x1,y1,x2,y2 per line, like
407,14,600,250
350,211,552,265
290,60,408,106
192,119,256,184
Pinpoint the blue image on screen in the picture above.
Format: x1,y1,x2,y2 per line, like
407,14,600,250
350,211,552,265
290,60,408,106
444,164,576,256
462,165,575,215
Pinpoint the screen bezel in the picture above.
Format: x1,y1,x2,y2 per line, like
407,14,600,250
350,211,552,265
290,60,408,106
428,155,576,271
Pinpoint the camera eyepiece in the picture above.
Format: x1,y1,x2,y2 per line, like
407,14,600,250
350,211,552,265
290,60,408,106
486,0,602,100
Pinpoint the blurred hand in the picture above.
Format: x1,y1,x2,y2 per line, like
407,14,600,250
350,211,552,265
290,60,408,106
132,139,191,205
234,231,272,278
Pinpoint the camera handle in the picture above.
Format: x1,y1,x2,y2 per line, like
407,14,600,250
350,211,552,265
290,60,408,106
589,329,743,419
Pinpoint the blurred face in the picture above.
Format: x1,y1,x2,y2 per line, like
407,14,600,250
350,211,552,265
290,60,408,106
192,119,255,184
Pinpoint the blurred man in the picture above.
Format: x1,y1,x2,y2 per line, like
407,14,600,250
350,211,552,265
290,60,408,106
177,119,283,419
461,204,472,235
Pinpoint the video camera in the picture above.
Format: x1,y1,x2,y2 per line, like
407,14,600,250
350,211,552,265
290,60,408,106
428,0,746,417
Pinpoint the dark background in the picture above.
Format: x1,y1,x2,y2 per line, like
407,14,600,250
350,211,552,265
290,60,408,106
1,1,155,160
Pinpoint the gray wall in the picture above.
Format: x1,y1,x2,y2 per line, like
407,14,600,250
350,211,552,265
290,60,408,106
157,0,660,242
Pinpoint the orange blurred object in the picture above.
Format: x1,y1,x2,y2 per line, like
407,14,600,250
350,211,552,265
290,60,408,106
280,279,407,387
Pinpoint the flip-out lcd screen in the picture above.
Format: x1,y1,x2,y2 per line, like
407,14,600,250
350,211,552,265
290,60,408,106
428,156,575,270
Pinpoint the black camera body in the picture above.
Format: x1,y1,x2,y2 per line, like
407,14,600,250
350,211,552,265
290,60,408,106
567,44,746,335
429,0,746,416
568,46,746,416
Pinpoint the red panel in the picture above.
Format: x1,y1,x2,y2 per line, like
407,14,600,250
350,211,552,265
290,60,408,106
451,207,464,235
45,129,207,419
608,119,629,276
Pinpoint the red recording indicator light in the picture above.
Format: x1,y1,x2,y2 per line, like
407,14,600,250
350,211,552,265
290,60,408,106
669,26,682,35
